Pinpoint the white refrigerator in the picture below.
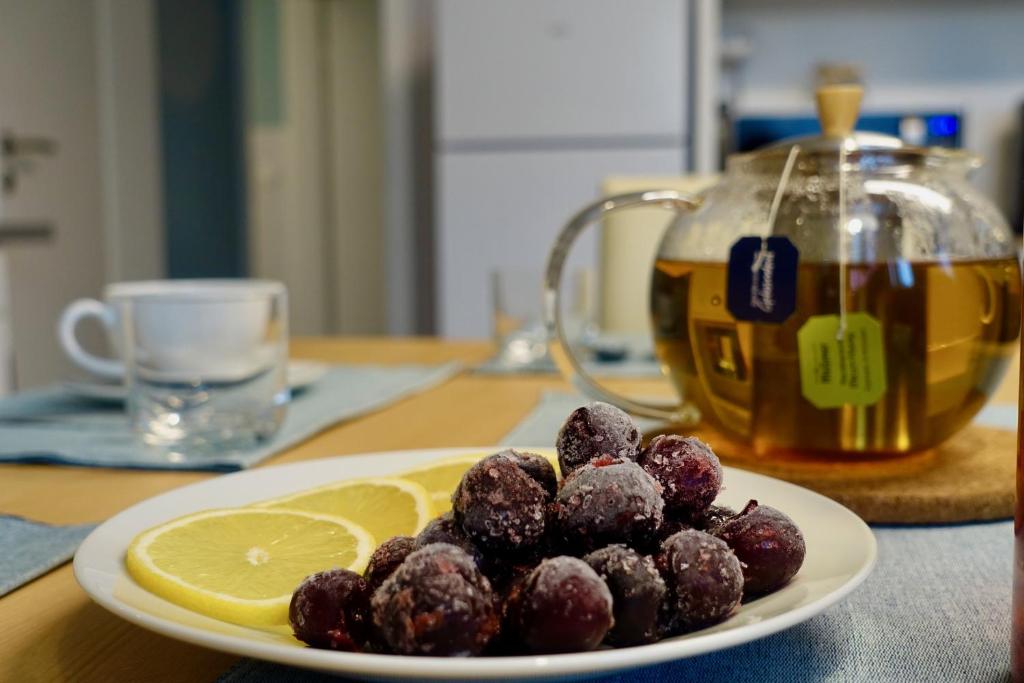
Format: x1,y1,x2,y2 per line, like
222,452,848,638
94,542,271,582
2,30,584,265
434,0,718,338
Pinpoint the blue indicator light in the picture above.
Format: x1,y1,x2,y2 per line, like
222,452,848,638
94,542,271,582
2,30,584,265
928,115,958,137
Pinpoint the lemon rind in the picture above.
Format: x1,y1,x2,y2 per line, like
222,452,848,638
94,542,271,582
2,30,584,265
126,507,374,627
253,476,434,535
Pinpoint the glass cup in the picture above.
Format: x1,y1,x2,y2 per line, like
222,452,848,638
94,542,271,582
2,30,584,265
115,281,289,451
491,267,596,368
491,268,550,367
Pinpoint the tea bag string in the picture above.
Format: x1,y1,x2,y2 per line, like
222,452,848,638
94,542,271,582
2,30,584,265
837,141,849,340
752,144,801,273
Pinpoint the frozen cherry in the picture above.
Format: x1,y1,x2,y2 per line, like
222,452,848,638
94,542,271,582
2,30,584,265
364,536,416,592
639,435,722,517
371,543,499,656
483,560,544,655
552,456,664,553
584,545,666,646
495,448,558,498
713,500,805,598
556,402,641,475
415,511,484,568
655,513,694,546
656,504,733,548
489,559,541,597
452,453,547,556
504,557,613,653
693,504,736,533
656,530,743,633
289,568,371,651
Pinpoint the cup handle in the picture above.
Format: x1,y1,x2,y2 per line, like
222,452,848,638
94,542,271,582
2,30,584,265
58,298,124,380
543,190,702,423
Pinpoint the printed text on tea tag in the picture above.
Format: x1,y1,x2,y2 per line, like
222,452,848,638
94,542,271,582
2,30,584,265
726,236,799,323
797,313,887,409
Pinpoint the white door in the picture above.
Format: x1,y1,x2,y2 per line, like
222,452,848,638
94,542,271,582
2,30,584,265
0,0,162,389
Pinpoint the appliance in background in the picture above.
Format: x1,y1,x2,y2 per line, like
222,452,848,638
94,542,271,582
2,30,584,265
433,0,714,339
732,111,962,153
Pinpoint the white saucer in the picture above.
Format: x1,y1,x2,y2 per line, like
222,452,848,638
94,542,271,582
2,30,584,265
63,360,330,403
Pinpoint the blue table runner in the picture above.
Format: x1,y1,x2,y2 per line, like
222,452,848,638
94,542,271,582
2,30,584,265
0,363,460,472
0,363,461,598
0,516,96,598
221,390,1016,681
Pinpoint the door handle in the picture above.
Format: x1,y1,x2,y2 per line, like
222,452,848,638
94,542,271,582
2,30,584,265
1,129,58,195
1,132,57,157
0,221,53,243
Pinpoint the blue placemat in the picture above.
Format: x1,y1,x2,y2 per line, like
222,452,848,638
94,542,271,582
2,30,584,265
0,363,460,471
0,515,96,597
218,522,1011,682
220,390,1016,682
475,355,663,379
501,391,661,446
504,390,1020,443
975,403,1019,431
475,331,662,379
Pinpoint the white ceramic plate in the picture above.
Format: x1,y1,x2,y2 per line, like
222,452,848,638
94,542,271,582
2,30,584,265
74,448,876,680
62,360,330,403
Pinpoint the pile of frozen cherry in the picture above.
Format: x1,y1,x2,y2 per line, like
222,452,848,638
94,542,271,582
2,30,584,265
289,402,805,657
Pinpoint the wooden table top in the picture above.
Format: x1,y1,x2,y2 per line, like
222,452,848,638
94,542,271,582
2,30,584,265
1,337,1018,683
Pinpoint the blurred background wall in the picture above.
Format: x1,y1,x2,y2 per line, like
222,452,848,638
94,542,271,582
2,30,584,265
1,0,1024,386
722,0,1024,222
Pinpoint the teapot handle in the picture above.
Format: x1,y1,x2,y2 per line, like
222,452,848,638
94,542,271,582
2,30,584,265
543,190,703,423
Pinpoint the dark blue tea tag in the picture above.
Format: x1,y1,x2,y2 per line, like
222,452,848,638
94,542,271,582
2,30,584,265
726,236,799,323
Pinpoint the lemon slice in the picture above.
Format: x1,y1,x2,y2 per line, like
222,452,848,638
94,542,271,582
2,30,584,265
257,477,432,541
126,508,374,626
400,454,487,514
401,449,561,514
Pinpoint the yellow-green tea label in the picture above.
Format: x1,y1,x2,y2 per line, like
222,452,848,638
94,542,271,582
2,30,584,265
797,313,886,409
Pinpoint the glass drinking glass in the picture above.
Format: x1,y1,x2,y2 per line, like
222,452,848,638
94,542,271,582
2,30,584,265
492,267,596,368
119,281,289,451
491,268,550,367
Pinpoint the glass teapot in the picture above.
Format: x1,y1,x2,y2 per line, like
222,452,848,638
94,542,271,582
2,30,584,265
544,85,1021,457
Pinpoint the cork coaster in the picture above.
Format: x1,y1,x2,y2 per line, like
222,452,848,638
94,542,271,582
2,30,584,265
648,423,1017,524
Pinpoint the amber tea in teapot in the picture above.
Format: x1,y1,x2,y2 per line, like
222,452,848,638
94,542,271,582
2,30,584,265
651,257,1021,454
545,85,1022,458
